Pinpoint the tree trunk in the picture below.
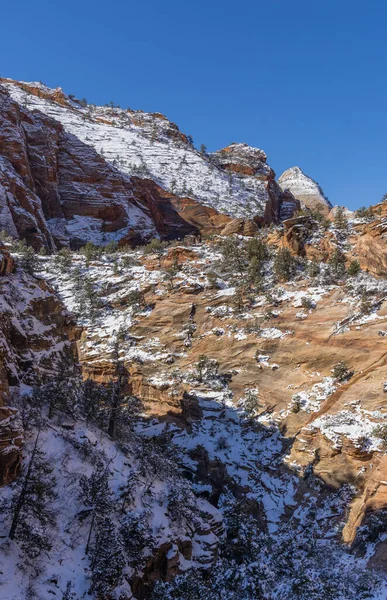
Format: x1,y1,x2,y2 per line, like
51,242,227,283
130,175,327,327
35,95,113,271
9,428,40,539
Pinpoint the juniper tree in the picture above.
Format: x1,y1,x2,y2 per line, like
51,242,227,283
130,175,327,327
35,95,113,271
308,260,320,278
248,256,264,289
164,258,179,290
77,277,101,322
17,242,37,274
360,291,372,315
232,286,245,314
332,361,353,382
127,289,146,313
81,241,100,266
355,206,374,221
245,237,268,263
274,247,295,282
219,237,245,274
348,259,361,276
54,247,72,273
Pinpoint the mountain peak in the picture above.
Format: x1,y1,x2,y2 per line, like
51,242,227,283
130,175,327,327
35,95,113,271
278,166,332,213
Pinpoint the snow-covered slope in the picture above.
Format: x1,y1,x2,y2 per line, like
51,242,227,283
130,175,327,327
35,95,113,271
278,165,332,213
2,79,298,223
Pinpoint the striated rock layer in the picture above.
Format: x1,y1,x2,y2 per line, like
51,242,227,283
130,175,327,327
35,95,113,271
278,166,332,214
1,78,300,244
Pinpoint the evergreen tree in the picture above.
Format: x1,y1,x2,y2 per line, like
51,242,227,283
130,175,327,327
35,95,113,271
232,286,245,314
120,511,155,565
10,436,56,558
219,237,245,274
329,247,346,277
164,258,179,290
79,464,113,555
348,259,361,276
308,260,320,278
274,248,295,282
17,241,37,274
90,517,125,599
334,207,349,232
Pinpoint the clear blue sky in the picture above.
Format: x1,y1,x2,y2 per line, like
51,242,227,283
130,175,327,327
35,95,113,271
2,0,387,209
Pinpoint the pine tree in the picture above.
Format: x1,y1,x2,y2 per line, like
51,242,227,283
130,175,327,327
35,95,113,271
329,247,346,277
232,286,245,314
10,436,57,558
90,517,125,598
120,511,155,565
334,207,349,232
79,464,113,555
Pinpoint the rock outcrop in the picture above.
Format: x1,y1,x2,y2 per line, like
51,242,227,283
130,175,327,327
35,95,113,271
0,247,80,485
0,406,23,486
278,166,332,214
211,143,273,178
2,78,301,231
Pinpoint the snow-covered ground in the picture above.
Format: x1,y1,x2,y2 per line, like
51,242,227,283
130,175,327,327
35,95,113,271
4,80,275,220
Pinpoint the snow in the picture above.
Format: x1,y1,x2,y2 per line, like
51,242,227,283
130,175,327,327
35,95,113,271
278,165,332,210
311,406,385,451
4,81,277,220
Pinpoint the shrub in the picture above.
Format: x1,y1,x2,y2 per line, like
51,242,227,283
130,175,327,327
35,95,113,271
355,206,374,222
360,292,373,315
308,260,320,278
348,260,361,276
301,296,315,310
206,270,219,289
372,424,387,449
332,361,353,382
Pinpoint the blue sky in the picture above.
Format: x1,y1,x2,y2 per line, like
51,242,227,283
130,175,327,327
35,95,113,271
2,0,387,209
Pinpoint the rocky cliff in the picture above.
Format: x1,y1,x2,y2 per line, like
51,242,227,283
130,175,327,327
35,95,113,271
0,78,300,248
278,165,332,213
1,76,387,600
0,246,79,485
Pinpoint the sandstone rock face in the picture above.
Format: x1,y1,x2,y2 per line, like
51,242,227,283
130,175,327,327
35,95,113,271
0,82,277,249
44,236,387,556
0,406,23,486
2,78,300,228
211,143,273,178
278,166,332,214
0,84,197,249
0,248,80,484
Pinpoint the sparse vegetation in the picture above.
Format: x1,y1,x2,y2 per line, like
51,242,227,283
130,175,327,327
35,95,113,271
332,361,353,382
